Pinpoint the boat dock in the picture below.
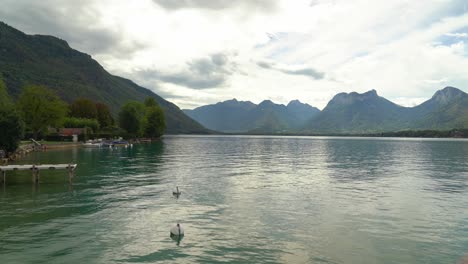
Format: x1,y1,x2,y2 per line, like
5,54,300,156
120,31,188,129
0,164,77,185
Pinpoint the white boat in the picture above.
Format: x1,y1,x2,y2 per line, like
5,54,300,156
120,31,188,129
82,142,102,148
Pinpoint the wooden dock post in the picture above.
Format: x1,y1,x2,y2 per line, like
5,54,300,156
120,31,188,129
32,165,39,184
67,164,74,184
1,170,5,185
31,165,35,183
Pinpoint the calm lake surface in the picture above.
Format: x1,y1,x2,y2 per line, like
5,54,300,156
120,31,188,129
1,135,468,263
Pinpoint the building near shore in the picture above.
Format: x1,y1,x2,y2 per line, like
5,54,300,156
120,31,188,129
59,128,86,136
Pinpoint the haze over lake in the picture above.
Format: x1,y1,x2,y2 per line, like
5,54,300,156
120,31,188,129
1,135,468,263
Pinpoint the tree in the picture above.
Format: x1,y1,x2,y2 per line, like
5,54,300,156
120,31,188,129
96,102,114,128
143,105,166,138
144,97,157,108
17,85,68,139
0,79,24,153
119,99,165,138
63,117,99,133
70,98,98,119
0,108,24,153
0,78,13,108
118,101,145,136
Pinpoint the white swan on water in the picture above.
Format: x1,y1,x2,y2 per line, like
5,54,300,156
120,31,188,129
170,223,184,236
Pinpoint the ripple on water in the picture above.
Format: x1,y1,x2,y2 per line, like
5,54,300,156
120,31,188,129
1,136,468,263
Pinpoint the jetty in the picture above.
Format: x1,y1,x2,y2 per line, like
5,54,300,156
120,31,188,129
0,164,77,185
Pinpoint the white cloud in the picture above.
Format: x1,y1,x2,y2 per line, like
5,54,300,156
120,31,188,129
445,32,468,37
2,0,468,109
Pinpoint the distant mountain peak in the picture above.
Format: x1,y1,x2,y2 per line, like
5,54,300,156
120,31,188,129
442,86,461,90
219,98,238,105
432,86,466,105
329,89,380,106
215,98,255,109
438,86,464,95
259,99,275,106
349,89,378,97
287,99,318,110
365,89,378,96
287,99,303,106
186,97,320,133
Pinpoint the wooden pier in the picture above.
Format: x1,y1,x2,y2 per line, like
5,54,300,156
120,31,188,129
0,164,77,185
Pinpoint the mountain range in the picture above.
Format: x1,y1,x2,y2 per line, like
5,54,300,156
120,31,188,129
2,21,467,135
0,21,208,134
183,99,320,133
185,87,468,134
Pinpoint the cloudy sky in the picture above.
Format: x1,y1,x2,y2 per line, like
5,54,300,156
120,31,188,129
2,0,468,109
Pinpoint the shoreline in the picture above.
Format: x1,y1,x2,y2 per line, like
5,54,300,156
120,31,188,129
180,129,468,139
5,142,83,164
43,143,83,149
7,138,160,164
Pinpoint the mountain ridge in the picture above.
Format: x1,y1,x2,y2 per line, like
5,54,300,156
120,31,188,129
305,87,468,133
0,21,208,134
184,99,320,133
186,87,468,134
304,89,408,133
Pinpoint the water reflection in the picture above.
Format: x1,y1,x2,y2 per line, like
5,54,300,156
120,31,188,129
323,137,405,182
170,233,184,246
418,140,468,193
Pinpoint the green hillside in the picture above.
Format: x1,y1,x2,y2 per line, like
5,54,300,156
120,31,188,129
0,21,208,134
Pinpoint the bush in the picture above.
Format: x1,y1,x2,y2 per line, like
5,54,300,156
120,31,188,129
63,117,99,133
0,107,24,153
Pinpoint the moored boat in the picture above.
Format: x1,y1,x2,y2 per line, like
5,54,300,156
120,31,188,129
82,142,102,148
112,140,129,146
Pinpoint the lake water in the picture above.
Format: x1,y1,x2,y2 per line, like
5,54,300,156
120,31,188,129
1,135,468,263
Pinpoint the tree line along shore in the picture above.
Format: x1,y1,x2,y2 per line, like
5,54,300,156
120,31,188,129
0,79,166,159
239,129,468,138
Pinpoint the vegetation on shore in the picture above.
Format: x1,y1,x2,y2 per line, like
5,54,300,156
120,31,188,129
363,129,468,138
118,97,166,138
239,129,468,138
0,80,165,157
0,79,24,153
17,85,68,139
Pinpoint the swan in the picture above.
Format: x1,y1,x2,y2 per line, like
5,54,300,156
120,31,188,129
170,223,184,236
173,186,181,196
